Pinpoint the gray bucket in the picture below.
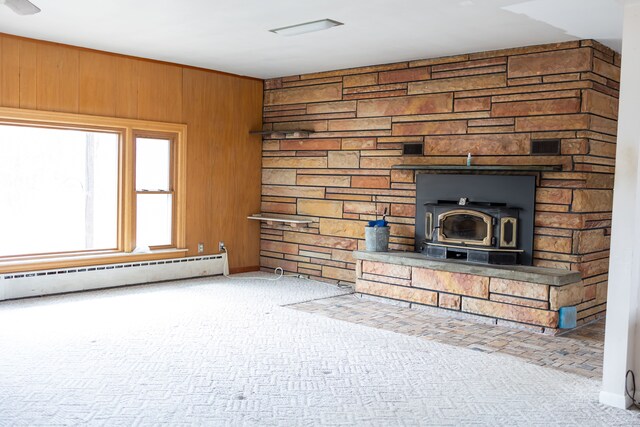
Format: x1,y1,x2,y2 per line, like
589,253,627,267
365,226,390,252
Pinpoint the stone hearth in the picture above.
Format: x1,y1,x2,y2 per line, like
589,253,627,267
354,251,583,333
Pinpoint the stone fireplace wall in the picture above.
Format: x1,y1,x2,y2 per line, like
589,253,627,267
260,40,620,323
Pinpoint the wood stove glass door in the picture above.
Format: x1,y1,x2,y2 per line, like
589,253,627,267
438,209,493,246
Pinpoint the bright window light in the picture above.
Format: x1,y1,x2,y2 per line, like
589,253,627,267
0,124,119,256
135,137,173,248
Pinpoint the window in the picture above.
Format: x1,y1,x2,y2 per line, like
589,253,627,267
135,135,174,248
0,125,119,257
0,107,186,269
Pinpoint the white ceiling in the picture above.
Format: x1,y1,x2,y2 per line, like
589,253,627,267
0,0,623,79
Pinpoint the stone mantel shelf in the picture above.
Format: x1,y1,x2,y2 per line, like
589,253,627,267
392,165,562,172
353,251,581,286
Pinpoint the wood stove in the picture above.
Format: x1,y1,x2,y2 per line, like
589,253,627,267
422,198,521,264
415,174,536,265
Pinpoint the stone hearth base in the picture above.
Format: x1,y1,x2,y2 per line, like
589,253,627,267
353,251,585,334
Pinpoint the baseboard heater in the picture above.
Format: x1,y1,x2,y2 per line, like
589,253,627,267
0,254,226,301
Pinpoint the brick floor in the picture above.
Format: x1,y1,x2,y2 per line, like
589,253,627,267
290,293,605,379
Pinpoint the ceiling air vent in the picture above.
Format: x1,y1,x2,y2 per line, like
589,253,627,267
531,139,560,155
403,143,423,156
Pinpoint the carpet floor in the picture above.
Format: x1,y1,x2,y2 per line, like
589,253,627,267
0,273,638,426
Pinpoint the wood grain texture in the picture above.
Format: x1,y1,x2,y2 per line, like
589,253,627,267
36,43,79,113
0,33,262,270
230,266,260,274
115,57,139,118
182,69,263,266
137,61,182,122
1,36,20,107
79,51,117,116
19,39,37,109
182,69,213,259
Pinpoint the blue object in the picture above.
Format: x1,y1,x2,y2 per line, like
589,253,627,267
558,306,577,329
368,219,388,227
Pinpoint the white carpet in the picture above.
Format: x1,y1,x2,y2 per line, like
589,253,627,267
0,273,638,426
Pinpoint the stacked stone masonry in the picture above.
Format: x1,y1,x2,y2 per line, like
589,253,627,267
260,40,620,323
353,256,584,333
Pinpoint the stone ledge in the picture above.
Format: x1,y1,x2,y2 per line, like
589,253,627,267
353,251,581,286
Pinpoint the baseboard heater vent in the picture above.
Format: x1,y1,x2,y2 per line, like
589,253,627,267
0,254,226,301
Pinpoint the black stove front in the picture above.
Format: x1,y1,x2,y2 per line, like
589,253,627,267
416,174,536,265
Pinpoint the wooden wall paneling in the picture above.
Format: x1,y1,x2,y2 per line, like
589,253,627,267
209,74,237,264
0,36,2,103
0,33,263,270
35,43,79,113
115,57,139,119
232,78,263,269
78,51,117,116
182,68,213,256
186,71,262,269
18,39,37,109
222,78,247,267
137,60,182,123
0,35,20,107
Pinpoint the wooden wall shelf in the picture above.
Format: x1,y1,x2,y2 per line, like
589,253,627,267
250,129,311,138
247,214,314,227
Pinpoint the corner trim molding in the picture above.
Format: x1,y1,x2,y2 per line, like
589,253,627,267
599,390,632,409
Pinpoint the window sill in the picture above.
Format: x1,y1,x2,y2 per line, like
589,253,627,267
0,248,189,274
